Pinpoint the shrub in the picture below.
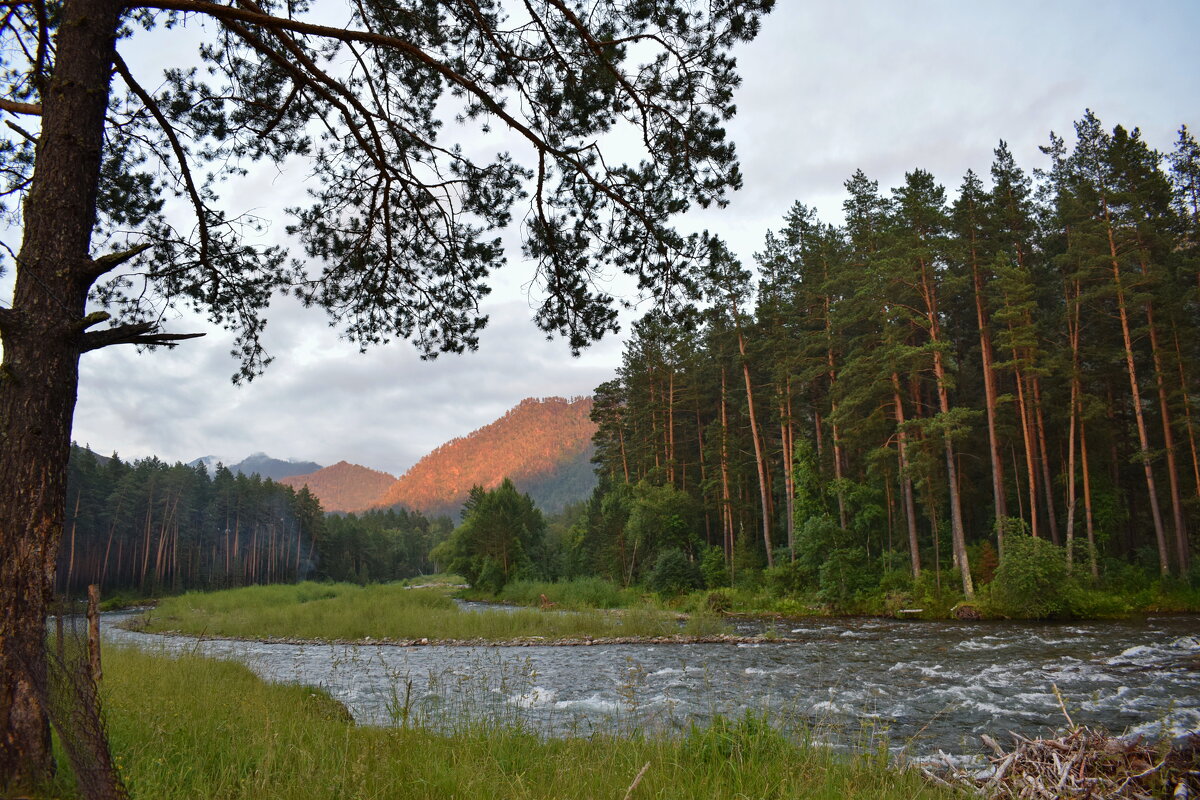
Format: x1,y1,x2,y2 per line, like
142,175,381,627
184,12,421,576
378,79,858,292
646,548,704,596
817,547,872,609
987,534,1070,618
700,546,730,589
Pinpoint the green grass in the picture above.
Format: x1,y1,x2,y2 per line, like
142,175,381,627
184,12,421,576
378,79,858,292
44,646,959,799
464,577,644,609
137,582,732,642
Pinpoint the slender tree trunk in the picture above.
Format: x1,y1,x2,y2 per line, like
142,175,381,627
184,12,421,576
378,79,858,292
891,373,921,578
1032,378,1060,544
667,370,676,486
916,255,973,597
0,0,124,785
967,237,1008,547
779,392,795,557
1065,281,1082,568
1104,209,1170,575
1012,362,1041,538
1147,305,1189,573
719,368,734,567
1079,413,1099,578
736,328,774,566
66,492,81,595
1172,326,1200,499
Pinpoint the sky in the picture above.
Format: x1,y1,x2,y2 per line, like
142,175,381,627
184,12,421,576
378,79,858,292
11,1,1200,475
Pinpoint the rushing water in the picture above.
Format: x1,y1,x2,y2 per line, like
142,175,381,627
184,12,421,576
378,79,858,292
101,610,1198,757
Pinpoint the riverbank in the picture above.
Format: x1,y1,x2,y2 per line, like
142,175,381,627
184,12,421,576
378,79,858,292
44,647,958,799
133,582,748,644
462,575,1200,621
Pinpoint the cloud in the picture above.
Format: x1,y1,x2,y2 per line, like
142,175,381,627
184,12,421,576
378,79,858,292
22,1,1200,472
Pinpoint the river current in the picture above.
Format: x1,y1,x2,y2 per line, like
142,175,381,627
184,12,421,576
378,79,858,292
101,610,1198,757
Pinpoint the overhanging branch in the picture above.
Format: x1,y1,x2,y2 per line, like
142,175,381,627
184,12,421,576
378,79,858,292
0,98,41,116
80,321,205,352
85,242,154,281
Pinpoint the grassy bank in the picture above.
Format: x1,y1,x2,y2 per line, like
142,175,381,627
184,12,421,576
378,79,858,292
47,646,956,799
465,574,1200,621
137,582,732,642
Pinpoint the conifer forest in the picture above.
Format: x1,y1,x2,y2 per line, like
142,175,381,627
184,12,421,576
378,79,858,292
580,112,1200,603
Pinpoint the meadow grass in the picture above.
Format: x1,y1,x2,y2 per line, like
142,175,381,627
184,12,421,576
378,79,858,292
138,582,731,642
465,577,644,609
44,646,959,799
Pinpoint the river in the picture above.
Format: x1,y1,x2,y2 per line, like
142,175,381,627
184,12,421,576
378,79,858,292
100,610,1198,758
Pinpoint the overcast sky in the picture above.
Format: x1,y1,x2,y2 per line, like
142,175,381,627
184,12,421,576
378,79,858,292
14,1,1200,475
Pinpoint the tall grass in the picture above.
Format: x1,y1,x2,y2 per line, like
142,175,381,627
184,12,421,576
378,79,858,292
139,582,729,641
48,646,957,799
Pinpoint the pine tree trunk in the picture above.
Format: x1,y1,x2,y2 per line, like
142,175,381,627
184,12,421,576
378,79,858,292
737,329,774,566
892,373,921,578
1013,362,1041,538
1172,325,1200,499
967,236,1008,546
779,393,795,557
1032,378,1060,544
667,370,676,486
917,255,973,597
0,0,123,785
1065,282,1083,568
719,368,734,567
1079,414,1099,578
1104,209,1171,575
1146,303,1189,574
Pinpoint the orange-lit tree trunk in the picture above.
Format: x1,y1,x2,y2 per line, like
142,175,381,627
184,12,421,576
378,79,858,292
1104,203,1171,575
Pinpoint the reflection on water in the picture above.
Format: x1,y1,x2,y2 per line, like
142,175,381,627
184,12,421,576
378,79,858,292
102,611,1199,756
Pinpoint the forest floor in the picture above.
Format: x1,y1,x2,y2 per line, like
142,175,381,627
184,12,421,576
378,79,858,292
39,646,961,800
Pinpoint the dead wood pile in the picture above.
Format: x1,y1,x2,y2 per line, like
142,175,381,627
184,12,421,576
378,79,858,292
924,727,1199,799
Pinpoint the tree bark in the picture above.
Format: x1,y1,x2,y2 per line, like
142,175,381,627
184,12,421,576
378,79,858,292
1104,207,1171,575
892,372,921,578
736,328,774,566
966,223,1008,548
0,0,124,787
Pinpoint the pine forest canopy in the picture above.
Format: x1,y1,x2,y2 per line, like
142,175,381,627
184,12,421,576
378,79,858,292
588,112,1199,605
0,0,773,789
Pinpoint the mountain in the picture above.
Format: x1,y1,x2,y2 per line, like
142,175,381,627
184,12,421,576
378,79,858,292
279,461,398,513
376,396,597,517
189,452,323,481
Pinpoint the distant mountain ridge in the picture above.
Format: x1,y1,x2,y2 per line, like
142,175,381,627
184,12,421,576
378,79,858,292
378,396,597,517
279,461,397,512
279,396,597,516
188,452,322,481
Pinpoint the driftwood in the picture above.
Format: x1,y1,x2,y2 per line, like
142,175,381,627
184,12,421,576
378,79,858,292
928,726,1199,799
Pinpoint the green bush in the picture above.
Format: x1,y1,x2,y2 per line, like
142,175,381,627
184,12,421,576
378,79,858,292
986,534,1070,618
646,548,704,596
817,547,872,609
700,546,730,589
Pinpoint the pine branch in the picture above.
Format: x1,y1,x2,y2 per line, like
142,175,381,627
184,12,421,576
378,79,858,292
112,55,213,281
79,321,205,352
0,98,40,116
85,242,154,281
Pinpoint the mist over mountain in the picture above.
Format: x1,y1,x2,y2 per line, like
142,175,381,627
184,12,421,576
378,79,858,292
188,452,323,481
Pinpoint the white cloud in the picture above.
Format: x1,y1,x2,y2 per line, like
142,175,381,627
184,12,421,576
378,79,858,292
23,1,1200,469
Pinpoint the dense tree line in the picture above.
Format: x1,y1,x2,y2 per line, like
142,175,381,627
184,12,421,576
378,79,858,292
583,112,1199,599
58,446,324,596
57,447,450,595
319,509,452,584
